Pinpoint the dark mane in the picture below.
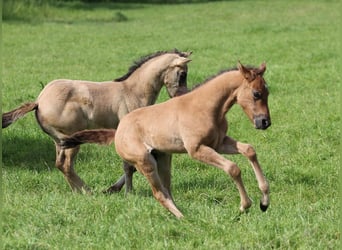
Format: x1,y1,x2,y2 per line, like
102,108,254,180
191,65,257,90
114,49,189,82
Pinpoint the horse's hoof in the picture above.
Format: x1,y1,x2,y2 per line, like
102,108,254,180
260,202,268,212
102,186,121,194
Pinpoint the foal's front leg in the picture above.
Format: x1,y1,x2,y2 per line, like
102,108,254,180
218,136,270,211
188,144,252,212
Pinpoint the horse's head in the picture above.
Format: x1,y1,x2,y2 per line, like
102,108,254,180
236,62,271,130
163,52,192,97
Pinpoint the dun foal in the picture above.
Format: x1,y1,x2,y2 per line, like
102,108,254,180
2,50,191,193
62,62,271,218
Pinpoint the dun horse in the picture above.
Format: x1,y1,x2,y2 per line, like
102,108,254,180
62,62,271,218
2,49,191,193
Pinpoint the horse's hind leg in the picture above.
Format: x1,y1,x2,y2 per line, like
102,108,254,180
104,173,125,193
124,162,136,193
218,136,269,211
137,152,183,218
104,162,136,194
55,143,91,193
155,153,173,200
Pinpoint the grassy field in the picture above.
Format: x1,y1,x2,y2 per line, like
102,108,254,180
2,0,340,249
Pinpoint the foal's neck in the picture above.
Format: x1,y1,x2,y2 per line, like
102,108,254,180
123,57,170,106
191,71,243,118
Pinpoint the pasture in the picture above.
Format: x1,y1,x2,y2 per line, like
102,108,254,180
2,0,340,249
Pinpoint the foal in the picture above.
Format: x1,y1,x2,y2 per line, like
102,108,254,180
2,50,191,193
62,62,271,218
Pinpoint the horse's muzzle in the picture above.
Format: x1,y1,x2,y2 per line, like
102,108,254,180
173,87,189,97
254,115,271,130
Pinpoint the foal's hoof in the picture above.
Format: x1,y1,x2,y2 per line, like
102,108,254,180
103,185,122,194
260,202,269,212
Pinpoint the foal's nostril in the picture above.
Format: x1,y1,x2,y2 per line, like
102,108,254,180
254,115,271,130
262,119,270,128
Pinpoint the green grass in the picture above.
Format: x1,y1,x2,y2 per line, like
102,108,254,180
2,0,340,249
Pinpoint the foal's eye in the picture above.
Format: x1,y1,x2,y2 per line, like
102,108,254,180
253,90,262,100
179,72,187,78
179,72,187,82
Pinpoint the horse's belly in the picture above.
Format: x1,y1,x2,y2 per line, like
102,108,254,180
87,113,120,129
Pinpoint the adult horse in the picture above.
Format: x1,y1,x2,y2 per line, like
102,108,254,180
61,62,271,218
2,49,192,193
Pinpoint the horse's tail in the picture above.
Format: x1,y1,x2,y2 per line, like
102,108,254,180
2,102,38,128
60,129,116,148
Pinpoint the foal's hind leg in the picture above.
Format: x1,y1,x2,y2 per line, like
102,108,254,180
218,136,270,211
155,153,173,200
104,162,136,194
136,152,183,218
55,143,91,193
124,162,136,193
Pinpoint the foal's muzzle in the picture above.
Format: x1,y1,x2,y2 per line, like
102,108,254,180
169,86,189,97
254,115,271,130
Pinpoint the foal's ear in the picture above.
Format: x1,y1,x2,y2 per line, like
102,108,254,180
256,62,266,75
237,61,255,82
183,51,193,57
172,57,192,67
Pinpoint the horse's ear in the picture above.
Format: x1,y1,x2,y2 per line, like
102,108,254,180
184,51,192,57
237,61,254,82
172,57,192,67
256,62,266,75
182,58,192,64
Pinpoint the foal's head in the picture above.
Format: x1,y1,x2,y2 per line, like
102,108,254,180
236,62,271,130
163,51,192,97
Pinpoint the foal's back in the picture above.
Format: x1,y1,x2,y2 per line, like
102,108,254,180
114,90,206,157
37,79,124,140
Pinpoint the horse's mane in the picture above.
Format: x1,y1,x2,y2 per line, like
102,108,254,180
114,49,189,82
191,65,257,90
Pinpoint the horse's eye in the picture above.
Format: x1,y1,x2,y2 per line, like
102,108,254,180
253,90,262,100
179,72,187,84
180,72,187,78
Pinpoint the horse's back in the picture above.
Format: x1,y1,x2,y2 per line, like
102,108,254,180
115,99,186,157
36,79,121,139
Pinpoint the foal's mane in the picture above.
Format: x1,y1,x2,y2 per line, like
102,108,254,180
191,65,257,90
114,49,190,82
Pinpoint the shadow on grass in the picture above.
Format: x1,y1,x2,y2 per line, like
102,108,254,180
2,133,107,173
3,0,237,23
3,1,143,23
2,134,56,172
55,1,146,11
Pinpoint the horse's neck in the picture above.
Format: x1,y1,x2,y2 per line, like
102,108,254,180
123,57,171,106
190,71,242,117
122,76,160,107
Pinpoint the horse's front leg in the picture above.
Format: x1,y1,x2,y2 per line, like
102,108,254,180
188,144,252,212
218,136,269,211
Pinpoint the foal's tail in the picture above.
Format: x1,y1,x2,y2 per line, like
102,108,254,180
2,102,38,128
60,129,116,148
